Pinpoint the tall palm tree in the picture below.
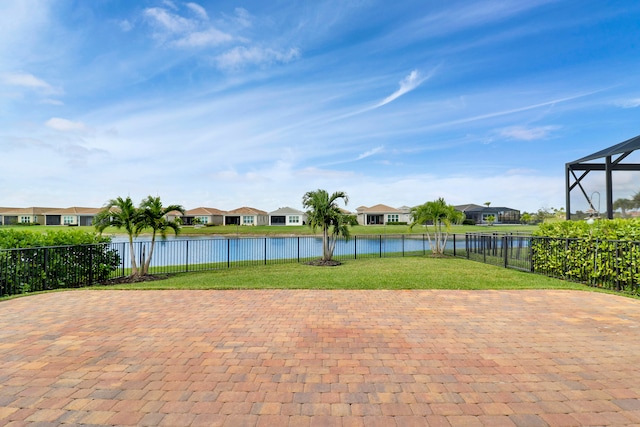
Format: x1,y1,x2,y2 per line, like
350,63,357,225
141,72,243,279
410,197,465,255
138,196,185,275
94,196,143,276
302,189,350,262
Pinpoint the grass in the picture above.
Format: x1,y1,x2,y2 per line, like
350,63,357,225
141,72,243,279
101,256,594,292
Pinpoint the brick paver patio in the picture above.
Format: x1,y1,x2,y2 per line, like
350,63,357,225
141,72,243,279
1,289,640,426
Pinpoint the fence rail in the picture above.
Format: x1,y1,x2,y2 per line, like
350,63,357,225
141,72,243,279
2,233,638,297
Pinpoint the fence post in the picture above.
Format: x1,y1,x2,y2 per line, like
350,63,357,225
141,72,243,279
402,235,405,257
264,238,267,265
354,236,357,260
503,236,508,268
379,235,382,258
227,238,230,269
185,240,189,273
297,237,300,263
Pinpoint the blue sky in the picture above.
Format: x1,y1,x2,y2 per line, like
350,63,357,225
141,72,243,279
2,0,640,214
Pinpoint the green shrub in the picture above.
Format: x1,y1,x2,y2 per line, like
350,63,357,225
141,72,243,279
0,229,120,296
532,219,640,293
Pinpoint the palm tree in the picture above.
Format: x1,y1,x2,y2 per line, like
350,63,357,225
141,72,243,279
138,196,185,275
302,189,350,262
409,197,465,255
94,196,143,276
614,197,634,217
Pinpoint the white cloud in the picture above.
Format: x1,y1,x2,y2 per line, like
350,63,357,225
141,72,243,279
356,146,384,160
144,7,194,34
173,28,233,47
118,19,133,32
233,8,252,28
374,70,427,108
499,125,559,141
215,46,300,70
616,98,640,108
1,72,59,94
45,117,90,133
144,5,233,48
186,2,208,20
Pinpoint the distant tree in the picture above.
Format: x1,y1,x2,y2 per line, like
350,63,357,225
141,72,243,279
94,196,143,277
614,198,634,217
410,198,465,255
302,189,350,263
138,196,185,276
520,212,532,224
484,201,491,207
485,214,496,226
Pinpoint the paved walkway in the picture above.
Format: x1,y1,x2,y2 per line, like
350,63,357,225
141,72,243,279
1,290,640,426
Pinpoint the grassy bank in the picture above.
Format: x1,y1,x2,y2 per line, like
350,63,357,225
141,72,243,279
102,256,591,292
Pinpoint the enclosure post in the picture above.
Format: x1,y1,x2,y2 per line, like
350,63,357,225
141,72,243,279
227,238,230,269
297,237,300,263
379,235,382,258
185,240,189,273
264,238,267,265
402,235,405,257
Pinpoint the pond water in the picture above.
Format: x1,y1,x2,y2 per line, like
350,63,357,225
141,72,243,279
107,234,455,268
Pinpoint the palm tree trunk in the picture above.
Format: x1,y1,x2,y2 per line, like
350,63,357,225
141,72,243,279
128,236,138,276
323,227,330,261
143,233,157,276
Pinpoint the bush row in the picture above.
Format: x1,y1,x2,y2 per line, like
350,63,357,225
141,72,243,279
532,219,640,293
0,229,121,296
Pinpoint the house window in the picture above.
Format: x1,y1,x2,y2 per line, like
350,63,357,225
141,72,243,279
289,215,300,224
20,216,31,223
196,216,209,224
387,214,399,223
63,216,74,225
242,216,254,225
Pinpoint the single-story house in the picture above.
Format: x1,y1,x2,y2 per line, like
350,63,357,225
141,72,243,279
43,207,101,226
269,207,307,226
180,207,226,226
0,207,54,225
356,204,410,225
225,207,269,226
455,204,521,224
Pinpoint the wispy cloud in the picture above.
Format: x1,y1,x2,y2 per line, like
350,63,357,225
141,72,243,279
1,72,59,94
499,125,560,141
186,2,208,20
143,3,233,48
616,98,640,108
215,46,300,69
45,117,91,133
356,146,384,160
373,69,429,109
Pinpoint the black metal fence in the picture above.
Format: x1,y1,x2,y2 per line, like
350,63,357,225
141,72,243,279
460,233,640,295
3,233,638,297
1,234,459,297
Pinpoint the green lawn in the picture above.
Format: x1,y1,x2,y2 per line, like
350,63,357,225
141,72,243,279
101,256,594,292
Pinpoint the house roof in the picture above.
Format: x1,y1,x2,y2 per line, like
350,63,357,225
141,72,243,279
185,207,227,216
0,207,57,215
227,206,268,215
455,204,519,213
269,207,305,215
44,207,101,215
357,204,401,213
